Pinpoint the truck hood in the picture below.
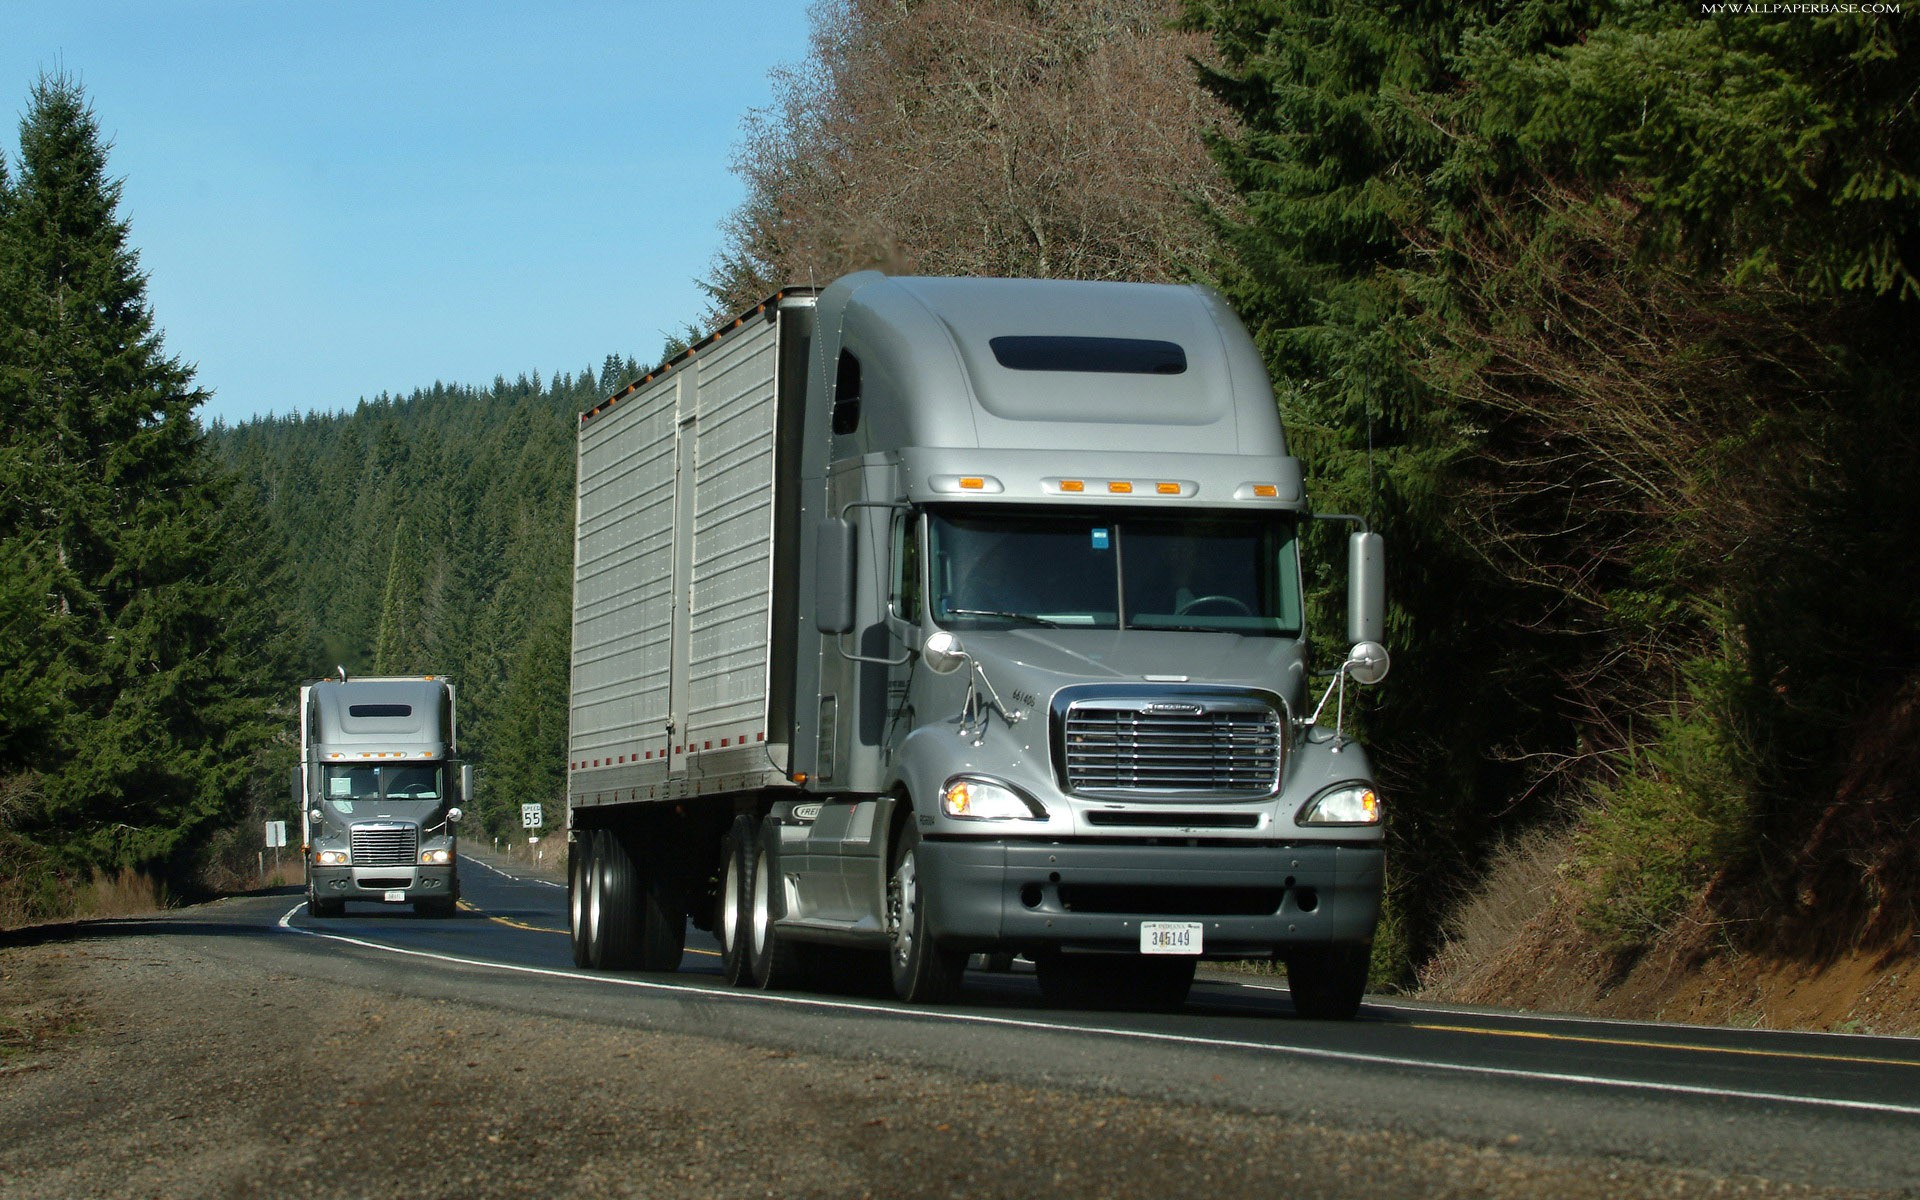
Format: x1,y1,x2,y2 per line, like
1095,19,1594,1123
956,628,1307,710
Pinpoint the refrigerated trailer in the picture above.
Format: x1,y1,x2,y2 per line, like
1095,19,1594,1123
297,673,470,917
566,273,1390,1016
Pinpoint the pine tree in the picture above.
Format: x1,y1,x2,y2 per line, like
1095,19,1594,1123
1,73,281,878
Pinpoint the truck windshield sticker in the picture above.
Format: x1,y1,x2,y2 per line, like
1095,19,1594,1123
1091,528,1110,550
329,776,351,796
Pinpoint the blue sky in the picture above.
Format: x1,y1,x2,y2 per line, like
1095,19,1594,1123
2,1,815,425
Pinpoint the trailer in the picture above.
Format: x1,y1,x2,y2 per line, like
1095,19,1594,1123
566,273,1390,1015
297,673,470,917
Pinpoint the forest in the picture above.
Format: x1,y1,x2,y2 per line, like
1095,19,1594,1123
4,2,1917,1003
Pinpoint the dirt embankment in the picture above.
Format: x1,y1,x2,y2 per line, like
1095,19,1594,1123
1417,826,1920,1036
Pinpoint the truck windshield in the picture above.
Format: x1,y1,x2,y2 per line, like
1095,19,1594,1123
322,764,446,808
927,509,1302,635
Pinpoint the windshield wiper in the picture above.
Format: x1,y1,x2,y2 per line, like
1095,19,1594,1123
943,607,1063,628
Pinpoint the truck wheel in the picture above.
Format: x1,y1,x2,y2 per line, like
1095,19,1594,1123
1034,953,1193,1012
886,831,964,1004
568,838,591,967
308,890,342,918
636,872,686,972
715,816,754,985
1284,944,1370,1020
589,829,642,970
746,818,807,990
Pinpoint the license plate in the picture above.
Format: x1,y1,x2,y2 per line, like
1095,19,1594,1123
1141,921,1203,955
384,890,406,903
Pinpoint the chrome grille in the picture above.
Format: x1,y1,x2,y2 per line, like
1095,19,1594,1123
1063,702,1282,795
350,823,419,868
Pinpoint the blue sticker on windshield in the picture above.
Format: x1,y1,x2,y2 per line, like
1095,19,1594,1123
1091,528,1110,550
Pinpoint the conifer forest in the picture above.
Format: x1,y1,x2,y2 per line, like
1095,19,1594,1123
3,2,1916,993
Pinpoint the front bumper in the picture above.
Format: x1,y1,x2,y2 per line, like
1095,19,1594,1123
913,838,1381,956
308,861,459,903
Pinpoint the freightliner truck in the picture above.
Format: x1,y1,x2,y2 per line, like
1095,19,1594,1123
298,672,470,917
566,272,1389,1016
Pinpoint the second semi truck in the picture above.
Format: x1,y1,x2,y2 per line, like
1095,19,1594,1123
298,673,469,917
566,272,1389,1016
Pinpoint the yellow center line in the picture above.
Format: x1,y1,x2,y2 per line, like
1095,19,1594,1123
455,900,720,955
1409,1022,1920,1069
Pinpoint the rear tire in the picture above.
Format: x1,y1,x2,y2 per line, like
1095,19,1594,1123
886,830,964,1004
746,818,807,990
636,870,687,972
715,816,754,985
1284,944,1370,1020
588,829,640,970
568,837,591,967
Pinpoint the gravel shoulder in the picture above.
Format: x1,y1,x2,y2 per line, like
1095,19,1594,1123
3,904,1905,1200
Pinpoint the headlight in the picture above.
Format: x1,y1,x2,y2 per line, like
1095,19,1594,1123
315,848,351,866
941,776,1047,821
419,848,452,865
1299,783,1382,826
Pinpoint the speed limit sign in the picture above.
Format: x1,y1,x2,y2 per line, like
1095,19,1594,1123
521,803,543,829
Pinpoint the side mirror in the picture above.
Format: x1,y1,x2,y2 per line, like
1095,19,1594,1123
446,807,464,824
1347,531,1386,646
814,517,856,634
1345,641,1391,686
921,630,969,675
461,763,474,803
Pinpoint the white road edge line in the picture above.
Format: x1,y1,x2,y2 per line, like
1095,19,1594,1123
272,903,1920,1120
459,853,565,888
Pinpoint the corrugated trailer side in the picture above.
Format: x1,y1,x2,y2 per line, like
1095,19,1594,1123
568,293,814,811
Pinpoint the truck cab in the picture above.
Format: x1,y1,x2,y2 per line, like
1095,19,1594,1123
298,675,468,917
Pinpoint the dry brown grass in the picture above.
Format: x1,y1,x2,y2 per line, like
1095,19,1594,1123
1418,824,1575,997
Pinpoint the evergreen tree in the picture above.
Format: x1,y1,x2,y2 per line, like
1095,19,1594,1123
0,73,281,878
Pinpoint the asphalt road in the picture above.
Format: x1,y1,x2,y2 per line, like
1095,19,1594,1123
206,851,1920,1193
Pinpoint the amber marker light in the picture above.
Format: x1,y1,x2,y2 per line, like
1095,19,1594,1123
960,477,986,490
1156,482,1180,495
1060,480,1085,493
1253,484,1279,498
1108,481,1133,494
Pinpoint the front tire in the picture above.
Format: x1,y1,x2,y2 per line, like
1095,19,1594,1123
1284,944,1370,1020
886,831,964,1004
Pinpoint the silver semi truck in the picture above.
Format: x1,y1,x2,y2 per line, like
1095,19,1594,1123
566,273,1389,1016
298,673,469,917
